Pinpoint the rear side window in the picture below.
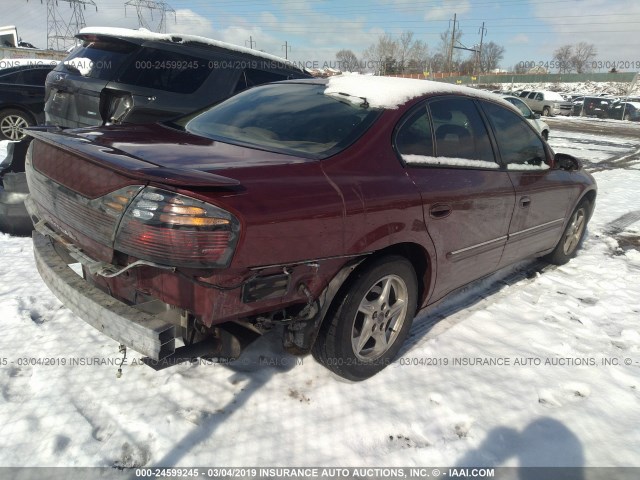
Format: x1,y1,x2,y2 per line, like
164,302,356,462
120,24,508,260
55,39,137,80
395,107,434,157
118,48,210,94
234,69,290,93
0,71,21,83
481,101,548,170
21,68,51,85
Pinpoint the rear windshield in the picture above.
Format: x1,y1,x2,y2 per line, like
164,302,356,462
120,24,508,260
179,83,381,158
117,47,210,94
54,39,137,80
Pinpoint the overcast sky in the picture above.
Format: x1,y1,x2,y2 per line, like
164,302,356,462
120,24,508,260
2,0,640,72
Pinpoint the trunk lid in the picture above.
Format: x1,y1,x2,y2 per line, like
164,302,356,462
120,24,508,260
25,124,308,263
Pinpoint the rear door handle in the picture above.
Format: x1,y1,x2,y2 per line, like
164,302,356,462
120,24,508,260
429,204,452,219
520,196,531,207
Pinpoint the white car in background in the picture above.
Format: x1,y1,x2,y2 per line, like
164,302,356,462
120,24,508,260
503,95,550,140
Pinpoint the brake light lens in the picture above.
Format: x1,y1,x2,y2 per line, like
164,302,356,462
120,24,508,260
114,187,240,268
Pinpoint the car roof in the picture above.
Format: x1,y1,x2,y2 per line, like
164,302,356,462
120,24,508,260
78,27,304,73
317,75,517,109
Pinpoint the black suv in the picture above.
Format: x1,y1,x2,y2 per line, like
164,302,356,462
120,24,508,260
0,64,56,141
45,27,309,127
574,96,614,118
0,27,310,235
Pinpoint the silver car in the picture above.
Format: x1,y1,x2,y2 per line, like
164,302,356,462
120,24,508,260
503,95,550,140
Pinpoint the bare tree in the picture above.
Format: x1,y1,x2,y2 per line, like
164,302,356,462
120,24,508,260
512,62,528,74
480,41,505,73
336,49,360,73
429,53,447,73
553,44,573,73
408,39,429,74
571,42,597,73
459,58,475,75
363,32,429,75
363,34,398,74
397,31,414,73
438,28,464,72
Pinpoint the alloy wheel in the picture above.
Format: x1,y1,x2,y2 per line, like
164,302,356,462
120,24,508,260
562,208,586,255
0,114,29,141
351,274,409,361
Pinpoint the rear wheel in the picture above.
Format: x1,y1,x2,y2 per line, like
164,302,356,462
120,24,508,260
545,200,590,265
0,109,33,141
312,255,418,381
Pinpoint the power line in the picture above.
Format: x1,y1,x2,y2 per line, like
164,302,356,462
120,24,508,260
35,0,98,51
124,0,176,33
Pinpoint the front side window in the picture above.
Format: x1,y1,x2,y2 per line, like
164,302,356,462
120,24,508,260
428,97,496,167
180,83,381,158
506,97,533,118
481,101,548,170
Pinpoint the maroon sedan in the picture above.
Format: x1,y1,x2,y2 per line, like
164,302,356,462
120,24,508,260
25,77,596,380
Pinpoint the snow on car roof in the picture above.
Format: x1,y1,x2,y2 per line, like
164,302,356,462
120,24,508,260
324,74,513,110
78,27,299,70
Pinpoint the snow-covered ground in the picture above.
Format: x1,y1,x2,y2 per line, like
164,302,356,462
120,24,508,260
547,130,639,164
0,140,12,164
0,127,639,469
485,81,639,97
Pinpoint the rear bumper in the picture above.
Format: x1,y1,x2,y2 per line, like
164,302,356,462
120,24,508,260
552,106,572,116
32,229,177,360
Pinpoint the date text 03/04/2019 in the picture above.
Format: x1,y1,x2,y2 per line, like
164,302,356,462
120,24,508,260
517,60,640,70
133,467,497,478
397,357,634,367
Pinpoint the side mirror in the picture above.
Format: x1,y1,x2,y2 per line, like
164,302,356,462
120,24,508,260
533,113,541,119
554,153,582,171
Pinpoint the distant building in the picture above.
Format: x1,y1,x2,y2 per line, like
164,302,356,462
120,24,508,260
527,66,548,74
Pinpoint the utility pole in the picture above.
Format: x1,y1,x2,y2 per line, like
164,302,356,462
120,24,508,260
246,36,256,49
447,13,457,76
476,22,487,75
281,40,290,60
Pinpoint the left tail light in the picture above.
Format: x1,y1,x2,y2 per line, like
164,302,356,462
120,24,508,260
115,187,240,268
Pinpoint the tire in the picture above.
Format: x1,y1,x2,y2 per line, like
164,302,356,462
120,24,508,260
542,107,550,117
542,130,549,141
545,200,591,265
0,109,33,141
624,113,631,121
312,255,418,381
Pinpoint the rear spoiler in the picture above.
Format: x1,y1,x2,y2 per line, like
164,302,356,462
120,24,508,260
26,127,241,189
